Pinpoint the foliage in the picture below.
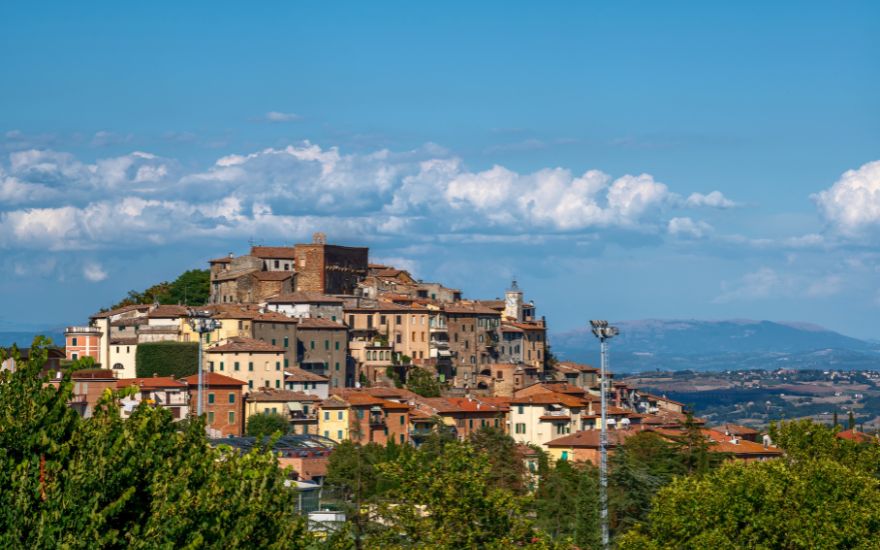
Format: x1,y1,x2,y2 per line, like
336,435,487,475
246,412,291,437
770,419,880,475
384,366,402,389
108,268,210,310
368,441,560,549
617,458,880,549
0,338,311,548
135,341,198,378
404,367,441,398
533,459,601,548
469,427,528,494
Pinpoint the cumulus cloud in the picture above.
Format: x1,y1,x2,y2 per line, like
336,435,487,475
667,217,712,238
263,111,301,122
82,261,108,282
0,142,732,251
714,267,844,303
685,190,737,208
814,160,880,235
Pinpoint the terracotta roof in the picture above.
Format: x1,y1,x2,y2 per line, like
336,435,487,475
182,372,247,387
473,396,511,410
148,305,189,318
417,397,505,414
247,388,320,402
267,292,344,304
836,429,876,443
652,428,783,457
110,317,146,327
285,368,329,383
721,423,759,436
91,303,151,319
250,246,296,259
205,337,284,353
509,392,587,408
337,392,386,406
210,308,259,320
209,256,233,263
252,271,294,281
500,325,523,333
253,311,298,324
109,337,138,345
476,300,506,310
296,318,346,330
118,376,186,390
212,269,258,282
546,429,638,448
506,321,545,331
320,395,350,408
71,369,116,380
361,387,420,400
443,303,500,315
344,302,415,313
556,361,598,373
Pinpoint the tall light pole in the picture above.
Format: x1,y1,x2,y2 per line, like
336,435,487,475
187,310,222,417
591,319,618,549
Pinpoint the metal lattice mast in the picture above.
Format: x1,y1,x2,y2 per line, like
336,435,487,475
187,310,222,417
591,320,618,550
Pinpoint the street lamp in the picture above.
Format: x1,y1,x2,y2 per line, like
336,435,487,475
590,319,619,549
187,310,222,417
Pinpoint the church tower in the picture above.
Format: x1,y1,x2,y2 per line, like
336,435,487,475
504,279,523,322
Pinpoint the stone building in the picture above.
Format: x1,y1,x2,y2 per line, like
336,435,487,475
293,235,368,295
443,302,501,386
251,311,299,370
183,372,246,437
296,318,351,388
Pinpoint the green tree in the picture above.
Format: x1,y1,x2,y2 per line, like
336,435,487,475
246,412,291,437
618,458,880,549
404,366,441,398
0,338,310,548
469,426,528,494
533,459,601,548
107,268,209,310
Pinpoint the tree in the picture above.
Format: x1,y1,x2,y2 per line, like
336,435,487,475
405,366,441,398
0,338,310,548
246,412,291,437
106,269,210,310
617,458,880,549
849,410,856,430
533,459,601,548
469,427,528,494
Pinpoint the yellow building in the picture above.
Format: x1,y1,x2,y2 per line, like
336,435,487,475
344,302,431,365
204,337,285,392
179,306,258,344
318,395,351,442
244,388,321,435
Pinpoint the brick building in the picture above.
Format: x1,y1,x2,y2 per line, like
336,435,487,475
183,372,247,437
293,235,368,295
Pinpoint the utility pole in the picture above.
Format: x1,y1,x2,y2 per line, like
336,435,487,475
591,320,619,549
187,309,222,417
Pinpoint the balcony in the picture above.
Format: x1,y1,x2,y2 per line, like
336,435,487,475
368,414,386,427
66,326,101,334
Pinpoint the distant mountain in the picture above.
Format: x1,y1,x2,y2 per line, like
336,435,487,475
551,319,880,373
0,331,65,348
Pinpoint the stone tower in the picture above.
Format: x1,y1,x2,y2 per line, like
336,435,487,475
504,279,523,322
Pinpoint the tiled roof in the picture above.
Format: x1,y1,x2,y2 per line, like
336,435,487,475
546,429,638,448
246,388,321,402
205,337,284,353
212,269,258,282
320,395,350,408
250,246,296,259
285,368,329,383
110,317,146,327
90,303,151,319
556,361,598,373
836,429,876,443
148,305,190,318
252,271,294,281
721,423,759,436
253,311,298,324
443,303,500,315
417,397,505,414
118,376,186,390
509,392,587,408
344,301,415,313
296,318,346,330
109,337,138,345
71,369,116,380
182,372,247,387
208,256,233,263
267,292,344,304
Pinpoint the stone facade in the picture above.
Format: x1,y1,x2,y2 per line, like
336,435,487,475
294,242,368,295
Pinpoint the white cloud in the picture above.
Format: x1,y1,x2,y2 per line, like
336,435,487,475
814,160,880,235
714,267,844,303
82,261,107,282
668,217,712,238
263,111,301,122
685,190,737,208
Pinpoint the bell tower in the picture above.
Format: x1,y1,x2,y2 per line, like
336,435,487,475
504,279,523,322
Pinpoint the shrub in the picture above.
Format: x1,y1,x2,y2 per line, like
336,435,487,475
135,341,198,378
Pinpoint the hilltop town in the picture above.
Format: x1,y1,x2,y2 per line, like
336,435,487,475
45,233,793,474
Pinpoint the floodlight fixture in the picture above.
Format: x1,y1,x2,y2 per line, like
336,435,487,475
589,319,619,549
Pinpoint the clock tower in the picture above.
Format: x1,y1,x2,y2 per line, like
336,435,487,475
504,279,523,322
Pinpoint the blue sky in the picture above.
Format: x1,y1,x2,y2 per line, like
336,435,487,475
1,1,879,338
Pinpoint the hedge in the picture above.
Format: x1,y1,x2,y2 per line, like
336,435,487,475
135,341,199,378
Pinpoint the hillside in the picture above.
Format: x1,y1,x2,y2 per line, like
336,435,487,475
551,319,880,372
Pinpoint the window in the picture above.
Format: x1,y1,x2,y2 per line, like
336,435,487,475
497,371,503,379
324,431,329,438
324,340,329,350
411,331,416,341
380,315,386,325
208,411,215,424
517,405,524,414
283,337,289,348
335,341,340,350
561,450,568,461
337,411,343,420
357,409,364,419
284,359,289,368
337,430,343,440
115,346,119,353
248,362,254,372
220,361,225,371
208,393,215,404
468,419,474,430
238,320,243,330
335,362,340,371
310,341,315,350
72,337,78,346
271,339,276,346
348,315,355,326
275,379,280,388
396,334,401,344
72,353,78,360
395,315,402,325
274,260,279,268
400,415,405,425
400,434,405,444
515,423,526,434
228,393,235,404
248,381,253,389
228,411,235,425
265,380,270,387
275,361,281,371
324,411,330,421
495,418,500,427
234,361,240,371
